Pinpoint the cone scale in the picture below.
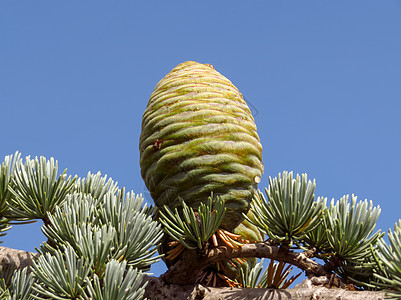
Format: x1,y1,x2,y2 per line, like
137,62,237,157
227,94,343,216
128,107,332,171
139,61,263,230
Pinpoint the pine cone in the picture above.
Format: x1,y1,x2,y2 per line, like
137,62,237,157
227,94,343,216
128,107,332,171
139,61,263,230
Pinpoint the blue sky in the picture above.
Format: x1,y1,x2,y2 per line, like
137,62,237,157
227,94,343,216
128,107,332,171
1,1,401,282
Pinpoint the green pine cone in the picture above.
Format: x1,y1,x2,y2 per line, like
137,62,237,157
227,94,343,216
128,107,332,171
139,61,263,230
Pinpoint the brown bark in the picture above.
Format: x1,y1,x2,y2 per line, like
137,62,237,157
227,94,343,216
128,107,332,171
144,276,386,300
0,246,37,273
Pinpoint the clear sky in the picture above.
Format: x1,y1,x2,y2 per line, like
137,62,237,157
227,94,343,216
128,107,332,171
1,1,400,283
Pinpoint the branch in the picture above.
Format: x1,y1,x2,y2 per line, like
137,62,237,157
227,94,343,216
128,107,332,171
144,276,385,300
206,242,327,277
0,246,36,272
0,246,387,299
163,242,328,285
